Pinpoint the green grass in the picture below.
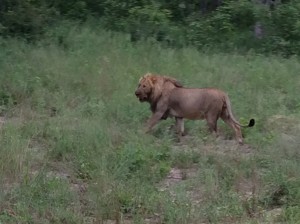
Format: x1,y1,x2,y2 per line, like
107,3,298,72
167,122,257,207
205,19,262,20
0,22,300,223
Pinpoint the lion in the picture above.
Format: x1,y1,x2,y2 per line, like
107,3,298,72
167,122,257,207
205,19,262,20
135,73,255,144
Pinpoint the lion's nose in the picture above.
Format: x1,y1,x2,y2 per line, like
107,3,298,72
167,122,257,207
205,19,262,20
135,91,140,96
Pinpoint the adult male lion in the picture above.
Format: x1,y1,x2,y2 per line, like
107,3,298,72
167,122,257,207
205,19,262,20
135,73,255,144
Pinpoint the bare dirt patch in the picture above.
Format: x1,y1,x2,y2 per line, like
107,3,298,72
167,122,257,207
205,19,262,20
266,115,300,133
266,114,300,142
158,166,198,190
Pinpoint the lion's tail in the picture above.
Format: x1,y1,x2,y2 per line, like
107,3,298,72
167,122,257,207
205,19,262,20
224,95,255,128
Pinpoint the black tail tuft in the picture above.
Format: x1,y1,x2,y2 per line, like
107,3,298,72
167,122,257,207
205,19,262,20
248,119,255,127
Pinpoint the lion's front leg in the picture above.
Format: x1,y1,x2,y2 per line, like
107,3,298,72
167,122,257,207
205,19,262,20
145,111,166,133
145,101,168,133
174,117,185,142
175,117,185,136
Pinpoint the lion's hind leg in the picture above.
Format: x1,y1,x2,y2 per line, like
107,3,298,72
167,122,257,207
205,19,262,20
205,113,219,138
221,113,243,144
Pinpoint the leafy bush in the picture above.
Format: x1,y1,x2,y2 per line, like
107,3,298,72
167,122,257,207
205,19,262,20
2,0,300,54
261,0,300,55
0,0,56,39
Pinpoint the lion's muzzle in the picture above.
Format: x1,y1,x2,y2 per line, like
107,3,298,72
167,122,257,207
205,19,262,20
135,90,147,102
135,90,142,99
135,90,140,97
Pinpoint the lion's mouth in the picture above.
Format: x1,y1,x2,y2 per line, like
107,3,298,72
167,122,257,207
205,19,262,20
135,92,149,102
138,96,148,102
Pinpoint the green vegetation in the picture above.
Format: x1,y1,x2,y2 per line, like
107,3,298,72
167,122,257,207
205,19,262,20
0,23,299,223
1,0,300,55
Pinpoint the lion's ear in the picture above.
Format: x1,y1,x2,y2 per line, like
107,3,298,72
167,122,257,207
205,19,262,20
174,80,183,87
165,77,183,87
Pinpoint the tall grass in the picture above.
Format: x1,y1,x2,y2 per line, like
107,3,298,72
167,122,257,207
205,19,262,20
0,22,299,223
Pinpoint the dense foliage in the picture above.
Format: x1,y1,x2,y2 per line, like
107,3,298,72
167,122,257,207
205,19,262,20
0,0,300,55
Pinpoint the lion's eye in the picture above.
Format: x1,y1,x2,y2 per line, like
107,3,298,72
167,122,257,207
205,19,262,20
142,85,146,88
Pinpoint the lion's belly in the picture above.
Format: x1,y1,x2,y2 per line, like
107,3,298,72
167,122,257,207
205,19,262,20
169,108,205,120
184,112,205,120
189,112,205,120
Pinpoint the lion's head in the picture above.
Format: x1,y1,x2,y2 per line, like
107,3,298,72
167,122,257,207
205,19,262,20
134,73,155,102
135,73,182,103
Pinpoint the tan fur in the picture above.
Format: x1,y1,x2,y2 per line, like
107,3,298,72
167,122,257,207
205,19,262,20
135,74,254,144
